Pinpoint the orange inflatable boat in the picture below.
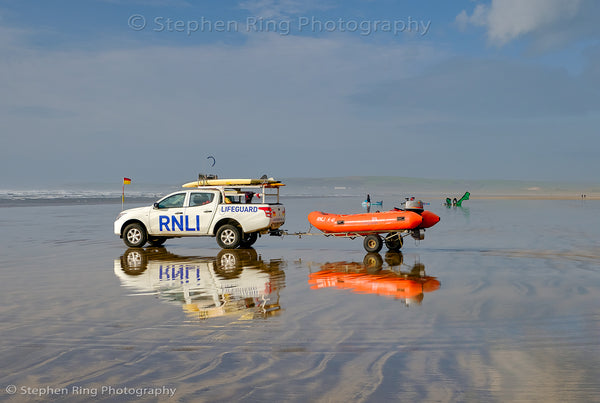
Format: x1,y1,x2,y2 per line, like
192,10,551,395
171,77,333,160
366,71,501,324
307,199,440,252
307,210,423,234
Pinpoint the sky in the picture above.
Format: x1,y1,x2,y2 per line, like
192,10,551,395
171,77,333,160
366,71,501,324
1,0,599,186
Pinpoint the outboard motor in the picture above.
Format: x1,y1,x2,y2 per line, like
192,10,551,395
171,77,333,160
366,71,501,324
405,198,424,213
410,229,425,241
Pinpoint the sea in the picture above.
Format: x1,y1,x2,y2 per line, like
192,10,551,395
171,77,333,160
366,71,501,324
1,178,599,402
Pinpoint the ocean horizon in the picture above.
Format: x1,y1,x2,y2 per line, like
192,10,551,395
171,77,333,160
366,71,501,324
1,176,598,207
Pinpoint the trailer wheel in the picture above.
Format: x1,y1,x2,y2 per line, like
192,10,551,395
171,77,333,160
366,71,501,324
123,223,147,248
363,234,383,253
384,251,404,267
385,233,403,251
216,224,242,249
363,253,383,272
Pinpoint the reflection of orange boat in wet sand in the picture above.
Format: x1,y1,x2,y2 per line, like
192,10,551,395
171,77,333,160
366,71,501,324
308,253,440,305
307,199,440,252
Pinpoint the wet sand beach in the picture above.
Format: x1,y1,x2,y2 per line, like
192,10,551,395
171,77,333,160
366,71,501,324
1,195,599,402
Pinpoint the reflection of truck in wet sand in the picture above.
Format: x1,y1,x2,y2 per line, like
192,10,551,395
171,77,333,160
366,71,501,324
114,247,286,319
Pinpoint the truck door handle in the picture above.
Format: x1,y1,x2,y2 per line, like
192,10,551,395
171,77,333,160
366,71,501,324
203,210,212,213
174,212,183,215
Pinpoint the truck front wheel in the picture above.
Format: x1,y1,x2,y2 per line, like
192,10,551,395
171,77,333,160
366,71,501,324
148,236,167,246
123,223,147,248
216,224,242,249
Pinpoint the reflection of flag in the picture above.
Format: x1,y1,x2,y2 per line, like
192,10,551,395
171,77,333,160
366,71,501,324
123,177,131,185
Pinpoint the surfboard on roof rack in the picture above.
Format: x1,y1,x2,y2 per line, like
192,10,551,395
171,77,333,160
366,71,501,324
182,178,283,188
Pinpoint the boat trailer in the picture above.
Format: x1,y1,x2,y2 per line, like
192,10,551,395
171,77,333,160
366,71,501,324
269,227,427,253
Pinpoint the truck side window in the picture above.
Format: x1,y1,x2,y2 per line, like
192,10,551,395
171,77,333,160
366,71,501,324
189,192,215,207
156,193,185,209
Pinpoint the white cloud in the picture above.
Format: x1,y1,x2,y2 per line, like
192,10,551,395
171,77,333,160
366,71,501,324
457,0,589,47
238,0,333,18
456,4,488,30
487,0,581,45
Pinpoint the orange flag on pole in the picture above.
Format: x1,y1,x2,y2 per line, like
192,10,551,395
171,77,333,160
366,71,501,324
122,178,131,209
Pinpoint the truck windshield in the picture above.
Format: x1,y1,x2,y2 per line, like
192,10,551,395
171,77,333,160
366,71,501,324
156,193,185,209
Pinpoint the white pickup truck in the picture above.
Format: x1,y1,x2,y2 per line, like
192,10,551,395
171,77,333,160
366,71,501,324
114,179,285,249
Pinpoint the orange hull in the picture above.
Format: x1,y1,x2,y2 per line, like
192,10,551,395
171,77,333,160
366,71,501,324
308,210,431,234
418,210,440,229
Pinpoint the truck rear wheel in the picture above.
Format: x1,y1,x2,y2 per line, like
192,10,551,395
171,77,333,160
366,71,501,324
240,232,258,247
216,224,242,249
123,223,147,248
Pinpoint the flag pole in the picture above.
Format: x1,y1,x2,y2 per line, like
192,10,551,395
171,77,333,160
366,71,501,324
122,177,131,210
